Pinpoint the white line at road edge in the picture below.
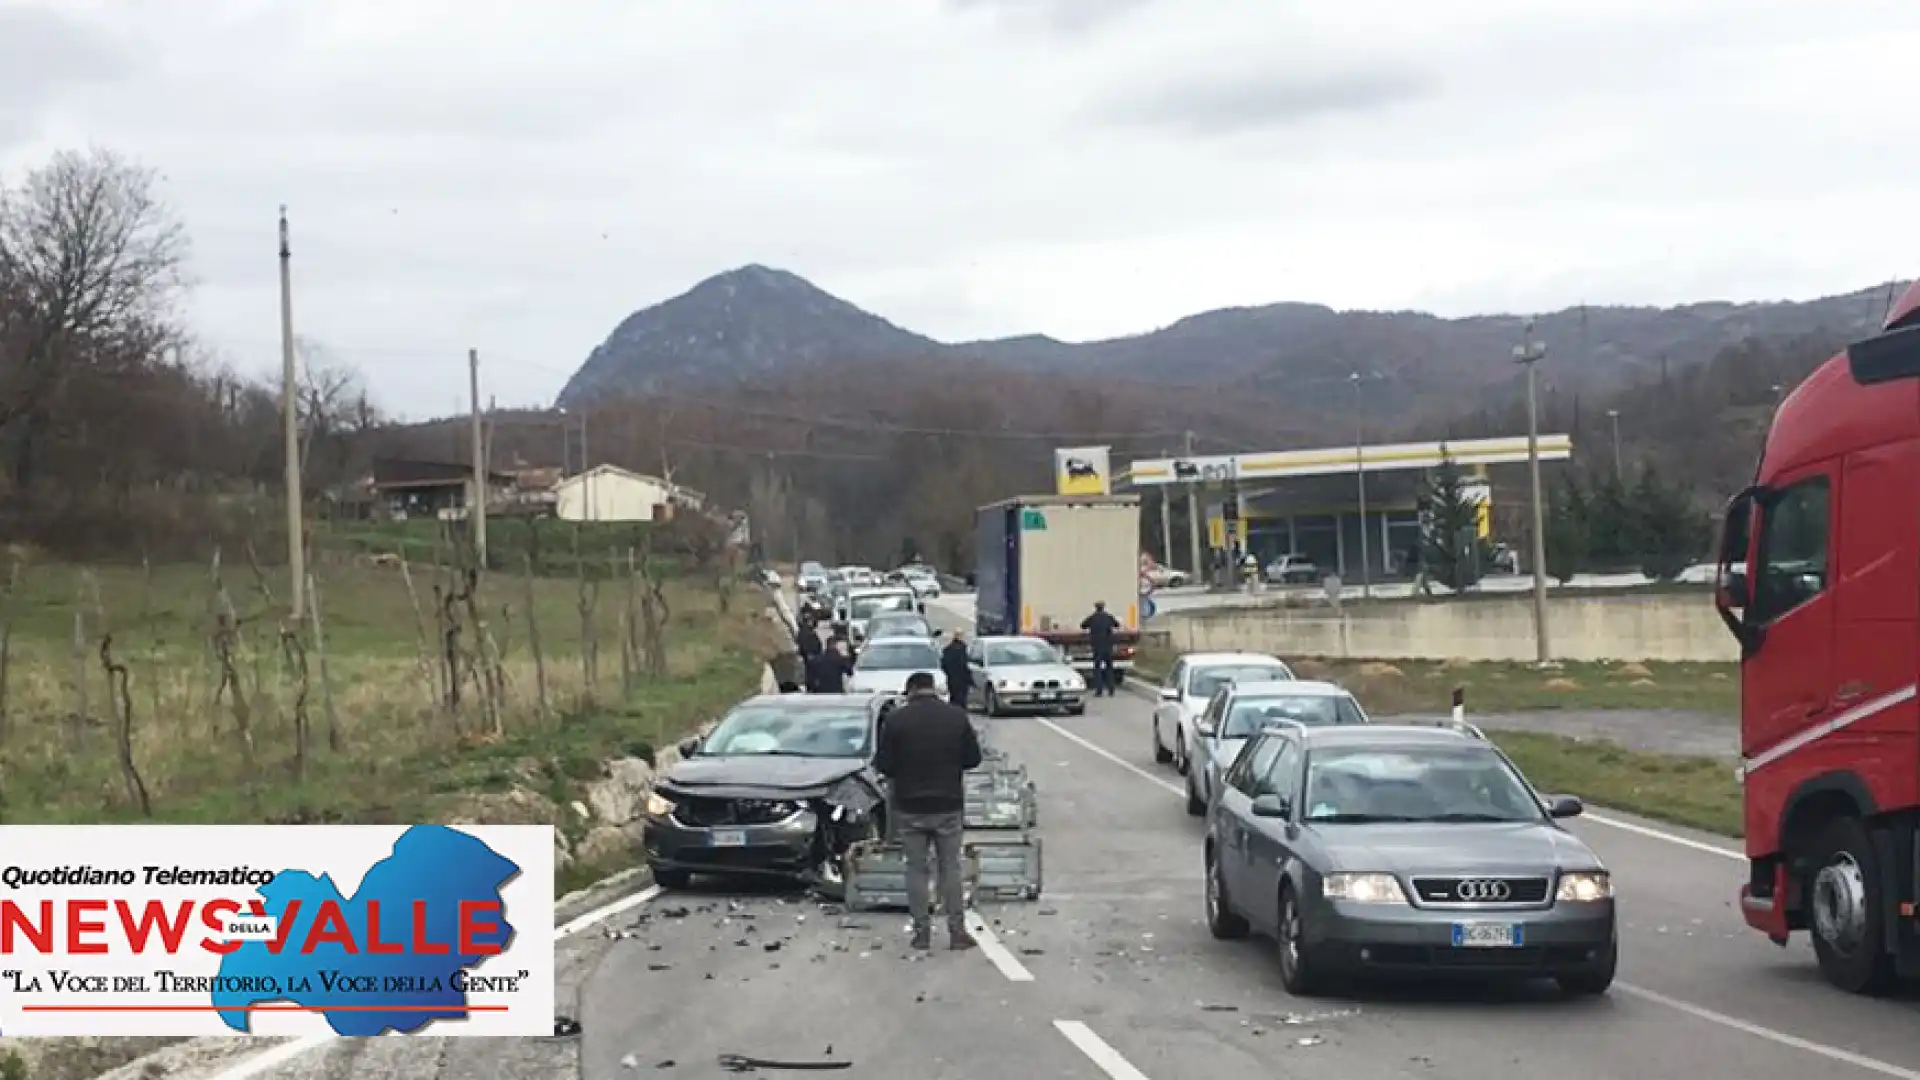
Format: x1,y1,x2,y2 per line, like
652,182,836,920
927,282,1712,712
1054,1020,1153,1080
966,910,1036,982
557,883,665,939
209,882,667,1080
1042,707,1917,1078
1616,982,1920,1080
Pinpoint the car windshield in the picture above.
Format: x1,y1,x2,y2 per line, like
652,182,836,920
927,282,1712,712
987,641,1060,666
1221,694,1365,738
699,704,871,758
1300,746,1543,824
867,616,929,637
852,593,915,619
858,642,940,670
800,562,824,574
1190,663,1291,699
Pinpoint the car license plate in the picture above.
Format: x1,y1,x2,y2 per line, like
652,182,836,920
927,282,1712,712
1037,691,1058,701
709,829,747,848
1452,922,1522,948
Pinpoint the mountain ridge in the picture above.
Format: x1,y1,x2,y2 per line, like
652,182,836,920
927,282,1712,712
557,265,1905,423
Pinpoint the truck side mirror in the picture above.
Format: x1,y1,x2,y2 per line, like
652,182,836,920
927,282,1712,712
1718,568,1750,610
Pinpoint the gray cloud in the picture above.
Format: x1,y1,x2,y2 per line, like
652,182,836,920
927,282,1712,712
0,5,138,151
1102,65,1436,137
945,0,1158,38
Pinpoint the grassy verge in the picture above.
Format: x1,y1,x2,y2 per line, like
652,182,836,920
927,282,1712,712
0,555,782,835
1491,730,1742,837
1133,645,1738,715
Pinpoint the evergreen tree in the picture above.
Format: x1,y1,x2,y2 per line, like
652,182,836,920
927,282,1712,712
1545,473,1589,584
1583,469,1635,568
1632,462,1707,580
1419,453,1495,592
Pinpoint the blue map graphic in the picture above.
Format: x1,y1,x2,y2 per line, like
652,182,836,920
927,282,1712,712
212,825,521,1035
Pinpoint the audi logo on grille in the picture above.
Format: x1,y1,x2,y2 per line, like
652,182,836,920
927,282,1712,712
1454,879,1513,901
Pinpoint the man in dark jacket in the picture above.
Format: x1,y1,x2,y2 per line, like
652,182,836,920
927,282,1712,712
796,615,824,662
807,639,854,694
873,671,982,951
939,631,973,710
1080,600,1120,696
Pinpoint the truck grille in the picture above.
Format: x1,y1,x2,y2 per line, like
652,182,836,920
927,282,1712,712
672,796,799,828
1409,876,1551,906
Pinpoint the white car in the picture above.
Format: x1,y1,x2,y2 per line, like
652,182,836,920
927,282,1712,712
845,636,946,697
966,635,1087,716
896,566,942,598
1151,652,1295,774
845,586,920,644
1264,554,1320,584
1181,679,1369,816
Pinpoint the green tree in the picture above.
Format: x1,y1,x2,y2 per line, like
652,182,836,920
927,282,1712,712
1582,470,1635,568
1632,462,1707,580
1419,453,1495,592
1545,473,1589,584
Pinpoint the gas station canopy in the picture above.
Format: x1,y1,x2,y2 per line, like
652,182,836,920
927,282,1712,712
1119,434,1573,487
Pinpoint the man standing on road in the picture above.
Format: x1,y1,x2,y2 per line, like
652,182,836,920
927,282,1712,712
1081,600,1119,697
872,671,982,951
940,630,973,710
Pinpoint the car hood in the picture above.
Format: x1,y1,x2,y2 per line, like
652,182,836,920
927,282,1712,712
991,664,1080,685
847,669,942,694
1316,821,1600,874
660,754,868,797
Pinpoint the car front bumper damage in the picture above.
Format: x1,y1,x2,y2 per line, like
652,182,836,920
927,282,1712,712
642,775,885,891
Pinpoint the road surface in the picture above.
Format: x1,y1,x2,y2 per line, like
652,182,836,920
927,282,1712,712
178,597,1918,1080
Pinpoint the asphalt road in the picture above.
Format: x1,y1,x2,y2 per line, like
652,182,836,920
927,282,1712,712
178,594,1918,1080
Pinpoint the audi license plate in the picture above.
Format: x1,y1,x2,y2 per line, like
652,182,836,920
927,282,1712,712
1452,922,1522,948
709,829,747,848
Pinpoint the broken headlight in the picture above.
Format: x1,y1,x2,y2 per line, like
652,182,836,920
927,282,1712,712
644,792,675,818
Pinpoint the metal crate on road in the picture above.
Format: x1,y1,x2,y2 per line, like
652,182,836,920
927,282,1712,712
965,762,1038,830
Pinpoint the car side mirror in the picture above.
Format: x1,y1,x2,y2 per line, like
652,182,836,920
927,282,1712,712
1159,686,1180,701
677,736,702,758
1195,719,1216,737
1250,794,1291,819
1546,794,1583,819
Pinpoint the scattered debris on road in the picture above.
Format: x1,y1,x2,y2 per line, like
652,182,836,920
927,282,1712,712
554,1015,583,1037
716,1051,853,1071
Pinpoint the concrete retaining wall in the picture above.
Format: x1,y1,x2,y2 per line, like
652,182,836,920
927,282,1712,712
1158,590,1737,664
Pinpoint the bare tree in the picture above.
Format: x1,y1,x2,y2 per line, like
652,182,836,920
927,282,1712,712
0,148,188,492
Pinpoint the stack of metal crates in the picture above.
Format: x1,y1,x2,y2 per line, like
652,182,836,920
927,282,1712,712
842,723,1044,911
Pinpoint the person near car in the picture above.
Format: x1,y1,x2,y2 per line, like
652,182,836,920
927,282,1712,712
796,614,823,662
1080,601,1120,697
872,671,982,951
808,638,854,694
940,631,973,709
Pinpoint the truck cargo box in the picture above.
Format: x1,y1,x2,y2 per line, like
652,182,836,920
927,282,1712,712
975,495,1143,663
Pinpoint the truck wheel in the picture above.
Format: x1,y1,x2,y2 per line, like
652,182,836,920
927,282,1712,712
1807,816,1897,994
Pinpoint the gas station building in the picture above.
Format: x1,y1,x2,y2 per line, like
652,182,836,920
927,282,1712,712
1119,434,1574,580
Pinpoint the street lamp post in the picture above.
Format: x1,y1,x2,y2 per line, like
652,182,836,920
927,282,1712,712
1606,409,1622,476
1513,322,1551,664
1349,372,1373,601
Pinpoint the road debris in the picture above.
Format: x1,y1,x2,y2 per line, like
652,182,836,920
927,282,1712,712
1296,1035,1325,1048
716,1051,853,1071
553,1016,583,1037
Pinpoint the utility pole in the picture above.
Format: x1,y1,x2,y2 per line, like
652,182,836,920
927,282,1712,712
1350,372,1372,601
1606,409,1622,476
1157,448,1173,567
469,349,487,566
1513,321,1551,663
1183,430,1202,578
277,207,306,621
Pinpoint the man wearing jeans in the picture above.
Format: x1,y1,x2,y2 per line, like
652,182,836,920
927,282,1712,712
873,671,982,951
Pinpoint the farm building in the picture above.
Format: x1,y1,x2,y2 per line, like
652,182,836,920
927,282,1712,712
554,464,687,522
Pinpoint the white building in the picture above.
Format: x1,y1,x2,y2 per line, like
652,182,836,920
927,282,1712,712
554,465,676,522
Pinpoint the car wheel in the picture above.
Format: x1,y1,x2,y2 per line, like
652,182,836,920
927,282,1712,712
984,686,1003,717
1556,939,1618,996
1276,885,1324,996
1174,732,1190,776
1152,718,1173,764
1807,816,1898,994
651,866,692,890
1205,848,1250,939
1185,772,1205,816
1065,703,1086,716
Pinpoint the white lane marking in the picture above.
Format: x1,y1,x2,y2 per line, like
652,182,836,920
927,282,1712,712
965,909,1036,982
209,883,667,1080
1616,982,1920,1080
1065,692,1911,1076
558,883,665,938
1054,1019,1153,1080
1579,811,1743,861
1036,717,1184,799
207,1036,335,1080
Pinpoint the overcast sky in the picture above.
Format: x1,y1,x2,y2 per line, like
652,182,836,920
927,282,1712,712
5,0,1918,417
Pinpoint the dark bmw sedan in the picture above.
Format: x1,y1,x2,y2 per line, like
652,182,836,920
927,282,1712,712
1204,723,1617,996
643,694,889,893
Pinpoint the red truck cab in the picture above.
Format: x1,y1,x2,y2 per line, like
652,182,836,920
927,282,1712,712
1715,278,1920,993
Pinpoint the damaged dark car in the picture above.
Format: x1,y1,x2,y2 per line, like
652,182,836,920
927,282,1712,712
642,694,891,895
